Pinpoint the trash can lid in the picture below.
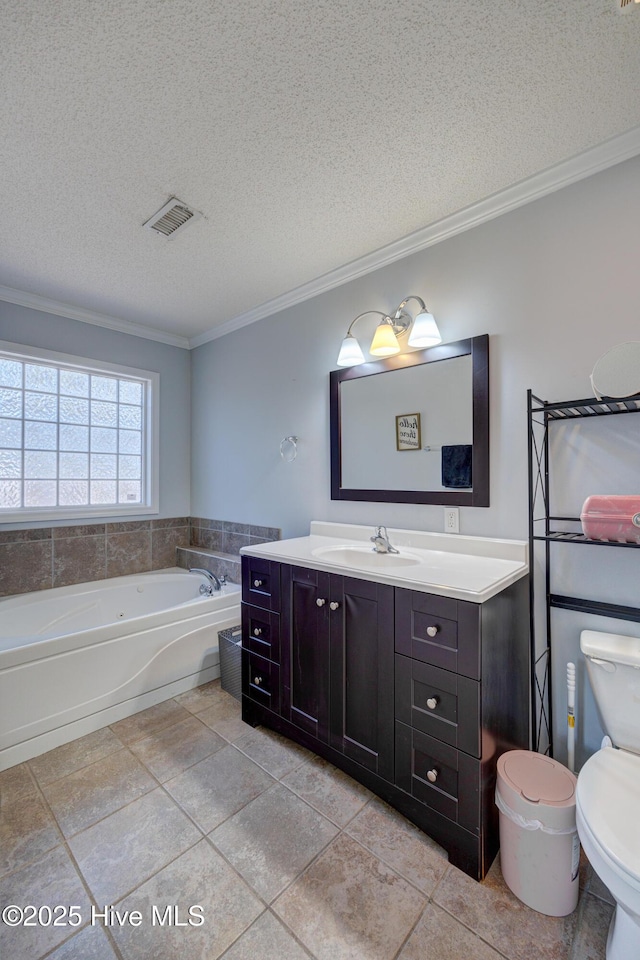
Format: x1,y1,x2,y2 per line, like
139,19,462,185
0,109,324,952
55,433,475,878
498,751,576,806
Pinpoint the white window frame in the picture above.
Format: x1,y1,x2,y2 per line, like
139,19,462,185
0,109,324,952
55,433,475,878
0,340,159,523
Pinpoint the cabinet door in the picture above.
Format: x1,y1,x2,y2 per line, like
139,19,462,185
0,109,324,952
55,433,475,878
281,565,331,741
329,575,395,781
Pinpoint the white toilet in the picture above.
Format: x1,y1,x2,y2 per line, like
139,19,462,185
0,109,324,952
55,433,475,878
577,630,640,960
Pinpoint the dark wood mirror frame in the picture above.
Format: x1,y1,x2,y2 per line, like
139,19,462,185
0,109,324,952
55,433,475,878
330,334,489,506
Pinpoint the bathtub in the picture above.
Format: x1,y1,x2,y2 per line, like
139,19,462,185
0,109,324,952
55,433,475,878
0,569,241,770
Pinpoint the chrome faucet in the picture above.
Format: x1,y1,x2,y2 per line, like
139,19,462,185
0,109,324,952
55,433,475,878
189,567,223,594
370,526,399,554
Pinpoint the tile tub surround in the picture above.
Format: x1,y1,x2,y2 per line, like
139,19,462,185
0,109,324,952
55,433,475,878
0,680,612,960
0,518,189,597
0,517,280,597
178,519,281,587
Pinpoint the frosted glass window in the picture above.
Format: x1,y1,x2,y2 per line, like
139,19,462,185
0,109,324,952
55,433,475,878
91,376,118,401
91,427,117,452
91,400,117,427
91,454,117,479
59,424,89,451
119,480,141,503
59,481,89,505
25,364,58,393
0,450,21,478
119,380,142,404
119,455,141,479
0,360,22,388
0,418,22,448
60,370,89,397
0,388,22,418
25,392,57,421
91,480,117,504
0,480,21,507
59,397,89,424
119,404,142,429
60,453,89,479
119,429,142,454
24,480,57,506
25,421,57,450
0,344,155,519
25,451,57,479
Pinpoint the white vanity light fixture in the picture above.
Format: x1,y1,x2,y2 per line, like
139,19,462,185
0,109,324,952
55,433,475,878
336,296,441,367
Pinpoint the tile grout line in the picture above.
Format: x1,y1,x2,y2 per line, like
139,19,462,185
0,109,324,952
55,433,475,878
428,874,527,960
566,888,594,960
216,907,319,960
18,760,127,960
6,688,593,959
26,742,127,790
128,711,452,944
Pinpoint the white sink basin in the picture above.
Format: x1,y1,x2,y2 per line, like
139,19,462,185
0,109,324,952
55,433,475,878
311,545,422,569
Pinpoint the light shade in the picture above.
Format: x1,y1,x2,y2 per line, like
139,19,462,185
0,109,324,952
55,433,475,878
407,310,441,348
369,320,401,357
337,333,366,366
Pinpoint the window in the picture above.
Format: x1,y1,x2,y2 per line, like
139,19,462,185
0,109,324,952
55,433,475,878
0,341,159,521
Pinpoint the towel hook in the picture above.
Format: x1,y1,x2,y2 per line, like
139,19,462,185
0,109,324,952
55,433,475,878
280,436,298,462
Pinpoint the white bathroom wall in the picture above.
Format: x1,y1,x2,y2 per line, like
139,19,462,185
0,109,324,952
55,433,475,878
0,301,191,522
191,153,640,767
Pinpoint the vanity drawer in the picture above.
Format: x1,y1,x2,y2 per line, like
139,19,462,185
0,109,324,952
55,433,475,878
395,655,480,757
242,604,280,661
242,556,281,611
242,650,280,713
395,722,480,834
395,588,481,680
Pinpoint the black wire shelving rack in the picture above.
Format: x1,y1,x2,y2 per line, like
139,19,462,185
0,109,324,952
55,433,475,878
527,391,640,756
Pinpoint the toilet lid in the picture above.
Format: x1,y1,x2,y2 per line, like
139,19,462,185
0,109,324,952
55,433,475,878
577,747,640,881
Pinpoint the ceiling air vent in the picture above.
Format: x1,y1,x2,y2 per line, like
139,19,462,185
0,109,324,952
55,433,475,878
618,0,640,12
143,198,202,239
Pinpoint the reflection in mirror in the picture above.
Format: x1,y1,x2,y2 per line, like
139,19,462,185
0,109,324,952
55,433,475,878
340,355,472,491
330,335,489,506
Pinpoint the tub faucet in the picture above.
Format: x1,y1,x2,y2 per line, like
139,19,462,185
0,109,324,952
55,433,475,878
370,526,399,554
189,567,222,594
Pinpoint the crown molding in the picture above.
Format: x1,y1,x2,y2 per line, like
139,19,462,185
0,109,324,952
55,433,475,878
2,125,639,351
0,286,191,349
190,124,640,348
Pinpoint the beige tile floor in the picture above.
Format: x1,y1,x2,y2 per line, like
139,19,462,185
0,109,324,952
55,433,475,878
0,680,614,960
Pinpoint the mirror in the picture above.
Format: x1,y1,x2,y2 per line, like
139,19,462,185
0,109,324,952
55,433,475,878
330,334,489,506
590,341,640,401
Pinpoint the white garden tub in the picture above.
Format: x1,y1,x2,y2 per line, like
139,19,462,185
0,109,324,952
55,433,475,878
0,569,241,770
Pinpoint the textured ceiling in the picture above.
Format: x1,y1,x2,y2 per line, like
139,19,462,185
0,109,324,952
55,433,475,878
1,0,640,343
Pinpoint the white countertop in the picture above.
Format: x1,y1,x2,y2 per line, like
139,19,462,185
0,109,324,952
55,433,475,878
240,521,529,603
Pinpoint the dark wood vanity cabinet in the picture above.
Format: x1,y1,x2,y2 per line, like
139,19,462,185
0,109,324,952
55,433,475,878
243,562,395,780
281,565,394,779
241,555,529,880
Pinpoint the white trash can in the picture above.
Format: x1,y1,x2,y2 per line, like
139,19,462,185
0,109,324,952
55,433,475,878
496,750,580,917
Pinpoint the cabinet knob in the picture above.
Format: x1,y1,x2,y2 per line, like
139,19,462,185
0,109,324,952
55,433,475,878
253,627,262,637
329,601,340,611
426,625,439,638
254,675,262,686
316,598,326,607
426,696,439,710
253,579,264,588
426,768,439,783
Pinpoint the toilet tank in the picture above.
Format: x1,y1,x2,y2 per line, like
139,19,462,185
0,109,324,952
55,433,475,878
581,630,640,754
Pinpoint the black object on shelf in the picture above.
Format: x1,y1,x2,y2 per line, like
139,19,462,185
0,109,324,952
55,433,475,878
527,390,640,757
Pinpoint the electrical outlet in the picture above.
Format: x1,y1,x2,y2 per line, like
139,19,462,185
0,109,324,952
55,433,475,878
444,507,460,534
